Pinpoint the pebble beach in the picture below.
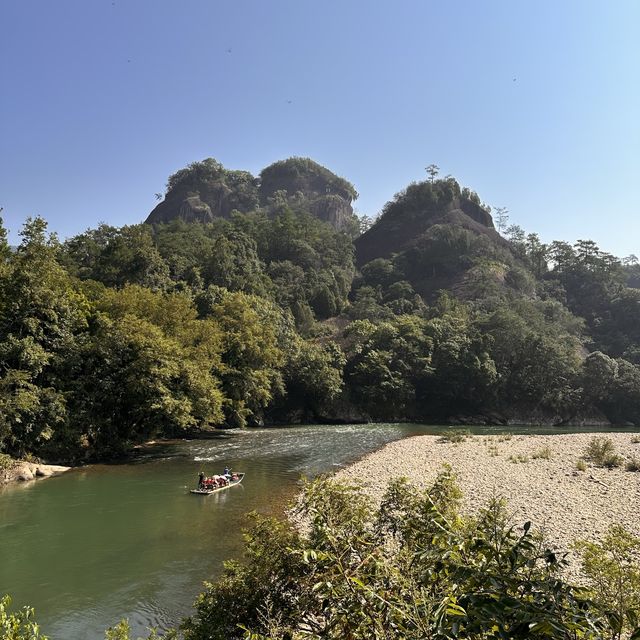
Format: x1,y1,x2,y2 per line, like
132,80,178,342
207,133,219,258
334,432,640,574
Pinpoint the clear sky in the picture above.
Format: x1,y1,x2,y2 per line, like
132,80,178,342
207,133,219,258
1,0,638,256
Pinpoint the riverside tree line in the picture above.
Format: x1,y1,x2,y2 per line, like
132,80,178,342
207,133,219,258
2,160,640,462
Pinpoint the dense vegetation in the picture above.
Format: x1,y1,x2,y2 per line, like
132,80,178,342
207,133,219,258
3,157,640,638
174,472,640,640
3,473,640,639
2,160,640,463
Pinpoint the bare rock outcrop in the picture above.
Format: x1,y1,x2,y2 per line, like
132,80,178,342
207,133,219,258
2,461,71,485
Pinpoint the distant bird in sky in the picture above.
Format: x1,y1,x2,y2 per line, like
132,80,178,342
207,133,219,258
226,48,232,54
286,100,292,104
513,77,517,82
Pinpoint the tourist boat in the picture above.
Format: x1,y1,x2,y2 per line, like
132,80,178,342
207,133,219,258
190,472,245,495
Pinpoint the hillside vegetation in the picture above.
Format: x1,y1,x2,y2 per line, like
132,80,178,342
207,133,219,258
2,159,640,462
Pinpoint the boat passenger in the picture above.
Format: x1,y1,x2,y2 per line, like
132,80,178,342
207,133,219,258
198,472,205,489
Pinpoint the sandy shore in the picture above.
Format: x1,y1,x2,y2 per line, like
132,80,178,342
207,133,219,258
334,433,640,572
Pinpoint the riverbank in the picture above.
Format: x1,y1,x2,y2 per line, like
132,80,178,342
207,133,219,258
1,459,71,485
334,432,640,577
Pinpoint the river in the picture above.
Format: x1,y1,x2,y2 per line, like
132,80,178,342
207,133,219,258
0,423,627,639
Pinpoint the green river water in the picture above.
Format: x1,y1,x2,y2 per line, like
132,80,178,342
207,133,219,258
0,423,631,639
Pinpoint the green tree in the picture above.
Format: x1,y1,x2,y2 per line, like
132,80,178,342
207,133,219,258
64,312,224,457
493,206,510,234
0,218,89,456
283,339,345,417
60,223,119,279
0,216,11,265
425,163,440,183
203,231,269,295
90,225,171,290
344,316,433,418
582,351,619,404
420,298,497,415
576,525,640,640
479,300,582,416
197,287,291,427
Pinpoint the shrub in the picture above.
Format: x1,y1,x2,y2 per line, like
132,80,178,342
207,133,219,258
632,436,640,444
576,459,587,471
583,437,622,468
603,454,623,468
532,446,552,460
0,454,17,471
103,619,164,639
0,594,49,640
575,525,640,640
438,428,471,443
626,457,640,472
508,454,529,464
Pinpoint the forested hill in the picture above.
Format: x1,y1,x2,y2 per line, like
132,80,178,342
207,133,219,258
1,158,640,463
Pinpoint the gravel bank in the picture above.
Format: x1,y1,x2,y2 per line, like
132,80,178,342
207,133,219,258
334,433,640,568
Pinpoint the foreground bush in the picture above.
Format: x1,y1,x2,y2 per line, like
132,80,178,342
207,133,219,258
0,595,48,640
179,470,640,640
575,525,640,640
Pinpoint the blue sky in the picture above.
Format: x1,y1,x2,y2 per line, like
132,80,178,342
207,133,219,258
1,0,638,257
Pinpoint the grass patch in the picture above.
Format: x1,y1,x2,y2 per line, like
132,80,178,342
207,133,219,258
438,429,471,444
626,457,640,472
532,446,552,460
631,436,640,444
600,454,623,469
496,433,513,443
576,459,587,472
508,454,529,464
583,437,622,468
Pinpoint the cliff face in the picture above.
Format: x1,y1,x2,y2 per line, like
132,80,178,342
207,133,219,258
148,194,214,224
145,159,259,225
146,186,239,224
145,157,359,232
258,158,359,233
305,194,356,232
